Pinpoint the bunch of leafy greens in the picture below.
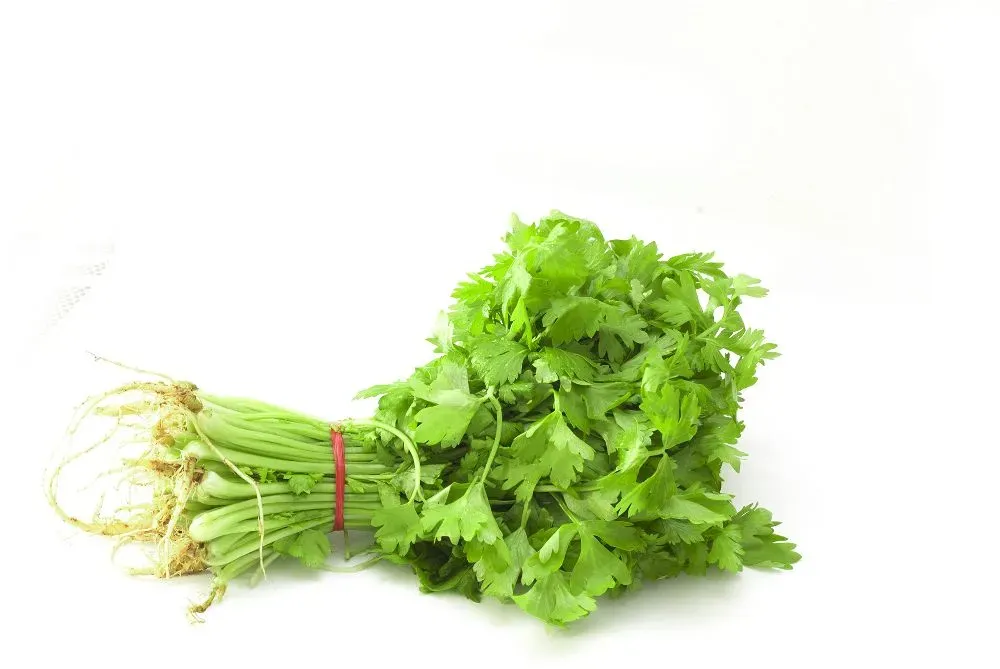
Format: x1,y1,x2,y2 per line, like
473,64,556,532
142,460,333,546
49,211,798,626
358,211,799,624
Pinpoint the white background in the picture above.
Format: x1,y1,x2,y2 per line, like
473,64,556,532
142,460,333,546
0,1,993,666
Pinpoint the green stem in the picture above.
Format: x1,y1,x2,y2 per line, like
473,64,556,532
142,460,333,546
477,393,504,486
198,394,329,429
520,498,532,529
207,511,332,553
194,472,380,502
215,548,277,584
347,473,395,481
696,304,732,339
206,517,333,566
197,413,332,461
189,494,378,542
218,411,331,439
351,419,422,501
553,494,581,526
206,512,376,557
189,410,268,572
535,482,602,493
183,441,388,475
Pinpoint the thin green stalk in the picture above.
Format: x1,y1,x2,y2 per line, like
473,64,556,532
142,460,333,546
535,482,602,493
554,494,581,526
207,511,332,553
520,499,532,529
183,441,389,475
195,472,380,502
189,494,380,541
206,517,374,565
197,413,332,460
215,547,276,583
189,410,268,573
198,395,329,428
477,393,504,486
350,419,422,501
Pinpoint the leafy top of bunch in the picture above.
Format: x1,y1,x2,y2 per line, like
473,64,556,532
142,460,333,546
358,211,798,625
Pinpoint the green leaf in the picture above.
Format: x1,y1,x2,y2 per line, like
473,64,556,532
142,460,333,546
579,382,633,420
410,360,477,407
242,466,279,484
506,412,595,490
413,403,479,447
557,387,592,433
665,251,726,279
497,371,536,404
708,524,744,573
648,298,695,327
546,413,597,488
498,255,533,314
641,382,701,448
354,382,407,400
286,473,323,495
610,237,662,287
513,571,596,625
570,528,632,596
390,463,446,494
530,215,607,293
596,410,655,472
639,550,684,580
662,488,734,525
272,529,330,569
732,333,780,391
542,296,608,345
584,520,645,551
371,486,422,555
694,416,747,472
733,504,801,569
476,528,533,599
428,311,454,353
598,304,649,363
732,274,768,298
499,459,545,503
452,272,494,304
562,488,620,522
470,337,528,387
466,536,511,575
345,477,368,493
420,483,504,548
508,297,534,341
521,524,577,584
532,347,599,383
410,360,484,446
653,518,706,544
679,541,710,576
662,271,706,325
629,278,648,309
743,539,801,569
615,454,677,518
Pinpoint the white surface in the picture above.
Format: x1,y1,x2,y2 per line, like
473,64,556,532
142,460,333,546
0,2,991,666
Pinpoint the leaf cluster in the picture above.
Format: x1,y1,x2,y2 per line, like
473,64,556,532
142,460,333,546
361,212,799,624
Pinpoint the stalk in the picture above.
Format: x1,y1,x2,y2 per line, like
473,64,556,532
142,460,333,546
46,378,410,617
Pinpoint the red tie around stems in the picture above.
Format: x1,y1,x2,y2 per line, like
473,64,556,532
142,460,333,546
330,430,346,532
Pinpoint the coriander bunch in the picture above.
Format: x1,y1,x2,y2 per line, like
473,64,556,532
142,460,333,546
49,211,799,625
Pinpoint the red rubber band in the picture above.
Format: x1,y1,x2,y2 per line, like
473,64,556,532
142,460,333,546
331,430,346,532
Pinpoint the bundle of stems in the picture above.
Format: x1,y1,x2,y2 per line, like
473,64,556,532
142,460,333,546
47,376,421,615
